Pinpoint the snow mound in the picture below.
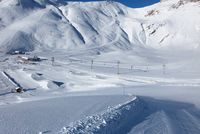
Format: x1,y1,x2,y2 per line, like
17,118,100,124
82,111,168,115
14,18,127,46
58,97,145,134
47,81,65,89
31,73,45,81
32,73,65,89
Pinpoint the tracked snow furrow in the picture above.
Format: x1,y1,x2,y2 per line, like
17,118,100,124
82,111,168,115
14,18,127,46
139,23,147,45
0,71,16,102
0,75,6,88
183,110,200,129
128,110,173,134
0,72,15,89
167,110,200,134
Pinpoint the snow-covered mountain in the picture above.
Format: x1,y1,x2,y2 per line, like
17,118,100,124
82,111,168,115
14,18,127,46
0,0,200,54
1,1,200,133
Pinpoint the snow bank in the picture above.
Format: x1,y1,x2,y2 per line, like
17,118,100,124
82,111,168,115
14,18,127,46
58,96,144,134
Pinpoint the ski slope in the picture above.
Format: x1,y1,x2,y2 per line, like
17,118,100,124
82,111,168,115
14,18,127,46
0,0,200,134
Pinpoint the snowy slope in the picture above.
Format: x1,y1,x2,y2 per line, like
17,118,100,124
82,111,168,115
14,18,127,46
0,95,135,134
0,0,200,134
0,0,200,54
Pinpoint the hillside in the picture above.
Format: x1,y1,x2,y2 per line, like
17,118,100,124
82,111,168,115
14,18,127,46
0,0,200,54
1,1,200,133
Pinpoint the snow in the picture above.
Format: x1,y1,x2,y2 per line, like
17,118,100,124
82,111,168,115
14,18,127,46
0,0,200,133
0,0,199,53
58,97,142,134
0,95,134,134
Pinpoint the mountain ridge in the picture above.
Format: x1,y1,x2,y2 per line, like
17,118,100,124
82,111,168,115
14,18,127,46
0,0,200,54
